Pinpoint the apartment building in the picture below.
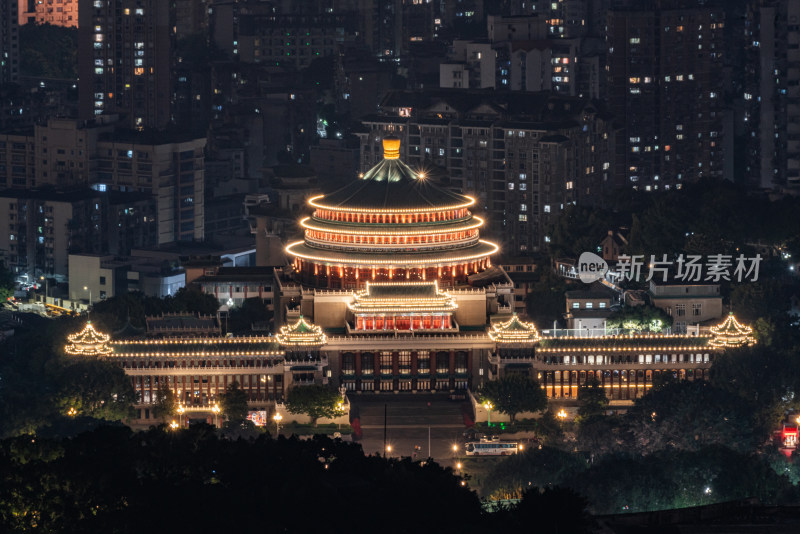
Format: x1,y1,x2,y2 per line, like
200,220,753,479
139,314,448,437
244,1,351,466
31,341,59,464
78,0,172,130
0,188,156,278
0,118,206,246
648,280,723,333
606,1,725,191
356,90,614,254
19,0,78,27
1,0,19,85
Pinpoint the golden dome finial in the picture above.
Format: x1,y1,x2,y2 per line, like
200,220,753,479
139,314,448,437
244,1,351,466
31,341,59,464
382,137,400,160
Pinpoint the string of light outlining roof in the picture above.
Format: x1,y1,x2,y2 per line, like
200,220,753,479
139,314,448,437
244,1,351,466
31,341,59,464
65,321,113,356
275,316,327,347
708,312,756,348
489,313,541,344
286,137,498,287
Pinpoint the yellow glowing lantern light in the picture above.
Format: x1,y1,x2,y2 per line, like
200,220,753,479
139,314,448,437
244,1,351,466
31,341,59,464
382,137,401,160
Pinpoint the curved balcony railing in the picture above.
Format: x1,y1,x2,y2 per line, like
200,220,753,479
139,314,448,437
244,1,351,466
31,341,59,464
302,235,482,254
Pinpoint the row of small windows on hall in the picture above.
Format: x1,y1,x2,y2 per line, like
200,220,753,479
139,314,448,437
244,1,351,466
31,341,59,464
541,353,711,365
571,302,607,309
342,379,468,392
341,352,468,375
666,304,702,316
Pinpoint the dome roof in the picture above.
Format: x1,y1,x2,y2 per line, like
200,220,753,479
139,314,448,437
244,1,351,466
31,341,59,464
315,138,473,211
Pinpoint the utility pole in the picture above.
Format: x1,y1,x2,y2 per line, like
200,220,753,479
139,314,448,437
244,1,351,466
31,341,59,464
383,403,387,458
428,426,431,458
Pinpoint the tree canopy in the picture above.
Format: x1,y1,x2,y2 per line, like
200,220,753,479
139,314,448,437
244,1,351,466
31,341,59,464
19,23,77,79
153,385,178,423
90,287,220,332
219,382,249,426
606,305,673,333
0,261,14,303
577,375,609,421
625,380,763,455
0,426,487,533
285,385,345,425
479,374,547,424
0,317,135,438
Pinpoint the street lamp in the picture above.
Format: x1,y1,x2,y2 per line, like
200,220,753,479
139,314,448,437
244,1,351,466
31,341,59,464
169,420,178,430
177,404,185,427
336,400,344,430
67,407,77,417
273,412,282,436
212,404,221,427
39,276,48,301
557,409,568,421
483,401,493,426
83,286,92,313
385,444,392,457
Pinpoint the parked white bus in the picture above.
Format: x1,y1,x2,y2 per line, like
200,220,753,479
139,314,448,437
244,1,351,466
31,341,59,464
464,440,520,456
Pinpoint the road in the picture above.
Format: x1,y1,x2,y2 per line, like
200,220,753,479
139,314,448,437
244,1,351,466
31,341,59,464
348,394,472,463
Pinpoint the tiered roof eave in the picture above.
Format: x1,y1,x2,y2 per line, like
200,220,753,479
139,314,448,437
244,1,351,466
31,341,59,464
489,313,541,344
65,321,113,356
276,316,327,347
708,312,756,348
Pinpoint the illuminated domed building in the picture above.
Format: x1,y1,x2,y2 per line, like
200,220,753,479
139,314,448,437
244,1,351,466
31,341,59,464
275,138,513,392
75,139,755,427
285,138,499,289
